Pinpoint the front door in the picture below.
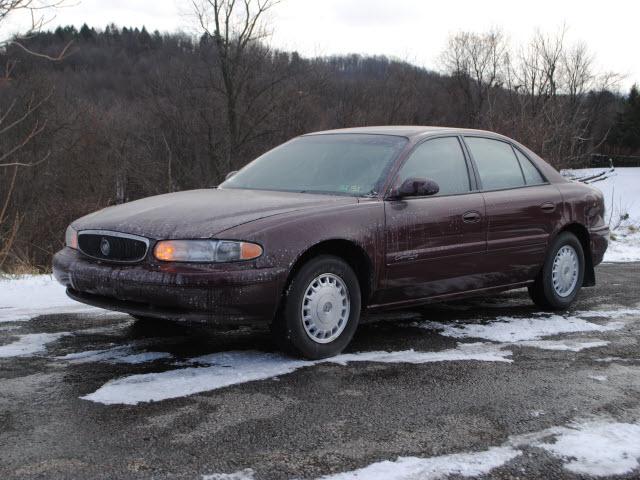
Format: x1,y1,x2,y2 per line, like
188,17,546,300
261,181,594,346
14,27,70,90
381,136,487,304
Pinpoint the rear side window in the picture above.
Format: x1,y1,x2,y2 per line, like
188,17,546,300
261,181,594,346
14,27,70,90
396,137,471,195
514,148,545,185
465,137,525,190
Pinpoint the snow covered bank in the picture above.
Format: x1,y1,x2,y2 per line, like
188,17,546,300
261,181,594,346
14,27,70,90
603,228,640,262
565,167,640,262
0,275,106,322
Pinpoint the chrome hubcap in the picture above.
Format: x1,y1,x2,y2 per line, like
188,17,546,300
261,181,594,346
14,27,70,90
552,245,579,297
301,273,350,344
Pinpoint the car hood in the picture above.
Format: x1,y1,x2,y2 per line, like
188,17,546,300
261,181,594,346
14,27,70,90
73,188,357,239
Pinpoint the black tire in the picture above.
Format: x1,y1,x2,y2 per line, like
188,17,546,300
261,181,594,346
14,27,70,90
272,255,361,359
528,232,585,310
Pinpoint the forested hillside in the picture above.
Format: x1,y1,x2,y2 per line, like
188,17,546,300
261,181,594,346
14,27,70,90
0,23,638,271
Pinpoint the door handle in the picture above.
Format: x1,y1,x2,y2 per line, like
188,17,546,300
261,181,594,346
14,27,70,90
540,203,556,213
462,211,482,223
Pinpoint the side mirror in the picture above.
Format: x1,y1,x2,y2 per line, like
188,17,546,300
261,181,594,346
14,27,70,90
390,177,439,199
225,170,238,181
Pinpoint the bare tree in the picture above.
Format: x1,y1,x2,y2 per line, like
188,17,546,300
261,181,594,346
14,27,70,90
192,0,281,174
441,25,621,167
0,0,70,269
507,28,620,165
440,29,508,127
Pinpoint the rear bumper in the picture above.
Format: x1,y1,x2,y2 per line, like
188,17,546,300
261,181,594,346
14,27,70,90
589,225,609,266
53,247,287,325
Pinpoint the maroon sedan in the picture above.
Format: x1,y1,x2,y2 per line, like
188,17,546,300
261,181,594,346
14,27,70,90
53,126,609,359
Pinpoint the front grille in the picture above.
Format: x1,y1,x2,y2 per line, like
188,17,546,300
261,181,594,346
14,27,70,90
78,230,149,263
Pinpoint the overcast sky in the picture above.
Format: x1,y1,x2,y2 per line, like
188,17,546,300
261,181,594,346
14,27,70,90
9,0,640,90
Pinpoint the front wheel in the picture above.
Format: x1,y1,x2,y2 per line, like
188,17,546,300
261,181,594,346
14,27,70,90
273,255,361,359
528,232,585,310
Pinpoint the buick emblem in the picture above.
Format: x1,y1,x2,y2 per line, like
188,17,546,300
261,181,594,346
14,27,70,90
100,238,111,256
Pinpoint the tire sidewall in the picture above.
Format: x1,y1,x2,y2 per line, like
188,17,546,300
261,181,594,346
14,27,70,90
281,255,361,359
541,232,585,308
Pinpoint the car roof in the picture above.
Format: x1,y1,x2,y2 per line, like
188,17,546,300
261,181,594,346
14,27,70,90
305,125,506,140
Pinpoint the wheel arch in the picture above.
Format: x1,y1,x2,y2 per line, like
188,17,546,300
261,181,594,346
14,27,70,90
556,222,595,287
280,239,374,311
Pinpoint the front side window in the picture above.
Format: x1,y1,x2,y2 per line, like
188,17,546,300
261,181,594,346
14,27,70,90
514,148,545,185
220,134,408,197
395,137,471,196
465,137,525,190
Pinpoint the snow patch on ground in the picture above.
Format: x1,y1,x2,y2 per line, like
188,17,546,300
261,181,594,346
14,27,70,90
0,332,71,358
57,345,172,364
116,352,173,364
525,421,640,476
421,312,625,343
83,344,512,405
328,343,512,365
83,352,309,405
595,356,638,363
0,275,109,322
202,470,255,480
515,340,609,352
316,446,521,480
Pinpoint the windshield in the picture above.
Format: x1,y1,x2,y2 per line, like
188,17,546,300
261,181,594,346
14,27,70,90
220,134,408,196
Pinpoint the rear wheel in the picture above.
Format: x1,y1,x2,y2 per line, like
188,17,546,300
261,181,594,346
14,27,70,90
528,232,585,310
273,255,361,359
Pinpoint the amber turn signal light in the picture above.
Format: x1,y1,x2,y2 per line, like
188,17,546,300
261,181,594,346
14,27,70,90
240,242,263,260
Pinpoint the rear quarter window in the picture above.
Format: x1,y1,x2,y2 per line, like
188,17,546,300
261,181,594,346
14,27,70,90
514,148,546,185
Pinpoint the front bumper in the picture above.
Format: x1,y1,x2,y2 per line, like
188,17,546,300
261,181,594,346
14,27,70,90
53,247,287,325
589,225,609,266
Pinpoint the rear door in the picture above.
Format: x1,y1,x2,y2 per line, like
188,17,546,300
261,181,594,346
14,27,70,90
381,136,487,304
463,136,563,285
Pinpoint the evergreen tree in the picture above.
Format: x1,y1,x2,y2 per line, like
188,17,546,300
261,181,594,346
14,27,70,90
139,26,151,48
80,23,95,41
610,85,640,152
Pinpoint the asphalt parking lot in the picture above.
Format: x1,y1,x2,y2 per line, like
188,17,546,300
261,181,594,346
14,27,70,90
1,262,640,479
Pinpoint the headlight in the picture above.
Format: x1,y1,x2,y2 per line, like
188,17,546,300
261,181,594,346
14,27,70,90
65,226,78,249
153,240,263,263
